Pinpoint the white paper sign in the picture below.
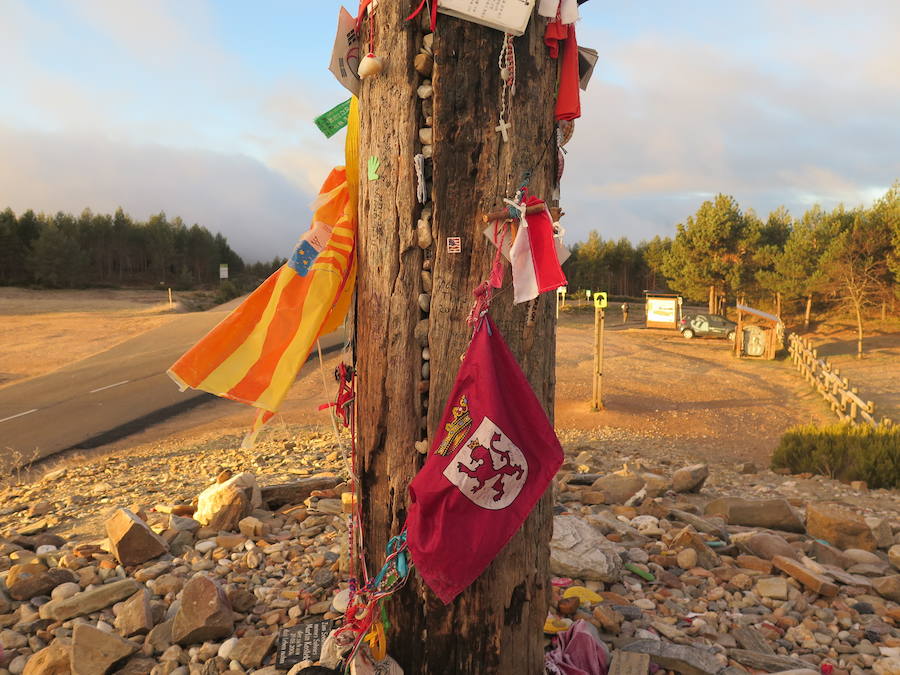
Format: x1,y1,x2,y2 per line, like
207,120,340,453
647,297,678,324
438,0,536,36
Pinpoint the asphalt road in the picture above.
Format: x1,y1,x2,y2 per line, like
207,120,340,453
0,303,344,468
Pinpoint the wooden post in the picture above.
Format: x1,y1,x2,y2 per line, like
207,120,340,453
167,287,173,307
592,305,605,411
355,6,559,673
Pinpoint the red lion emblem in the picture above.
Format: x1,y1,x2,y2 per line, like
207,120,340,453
457,432,524,502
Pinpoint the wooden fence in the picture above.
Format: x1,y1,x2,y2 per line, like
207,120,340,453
788,334,892,428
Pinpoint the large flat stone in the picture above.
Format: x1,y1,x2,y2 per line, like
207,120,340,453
590,473,645,505
621,639,720,675
727,649,816,672
550,515,623,582
39,579,141,622
872,575,900,602
672,464,709,493
772,555,838,597
705,497,804,533
230,633,277,668
806,503,877,552
260,476,342,510
741,533,801,561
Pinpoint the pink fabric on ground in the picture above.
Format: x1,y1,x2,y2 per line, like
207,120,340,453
545,620,610,675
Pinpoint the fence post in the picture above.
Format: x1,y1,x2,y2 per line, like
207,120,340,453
787,332,886,428
591,305,605,411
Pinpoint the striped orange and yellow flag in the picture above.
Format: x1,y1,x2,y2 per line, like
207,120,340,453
167,98,359,442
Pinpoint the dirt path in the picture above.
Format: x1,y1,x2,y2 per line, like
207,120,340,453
5,289,886,475
30,311,839,479
555,311,834,464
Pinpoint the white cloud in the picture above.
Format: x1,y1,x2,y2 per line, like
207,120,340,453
1,0,898,258
59,0,228,72
253,79,348,193
560,13,900,244
0,127,314,262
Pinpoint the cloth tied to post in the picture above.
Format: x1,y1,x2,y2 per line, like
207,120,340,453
509,195,568,304
168,99,360,446
405,315,564,603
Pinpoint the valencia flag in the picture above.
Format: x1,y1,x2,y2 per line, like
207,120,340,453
167,99,359,444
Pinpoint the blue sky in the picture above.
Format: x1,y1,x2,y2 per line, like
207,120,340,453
1,1,898,261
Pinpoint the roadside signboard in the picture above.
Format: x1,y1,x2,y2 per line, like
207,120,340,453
645,294,680,329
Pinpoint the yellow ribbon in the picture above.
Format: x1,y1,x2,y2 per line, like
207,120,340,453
364,621,387,661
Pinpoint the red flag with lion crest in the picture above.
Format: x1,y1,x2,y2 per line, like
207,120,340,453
405,315,563,604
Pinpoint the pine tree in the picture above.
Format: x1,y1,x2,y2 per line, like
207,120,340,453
661,194,750,312
29,220,89,288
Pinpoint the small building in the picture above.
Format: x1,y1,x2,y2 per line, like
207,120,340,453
734,304,784,359
644,291,682,329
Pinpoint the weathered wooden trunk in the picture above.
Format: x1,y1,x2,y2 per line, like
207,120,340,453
355,5,559,673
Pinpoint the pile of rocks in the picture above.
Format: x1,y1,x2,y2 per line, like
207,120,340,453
548,447,900,674
2,426,899,674
0,468,348,674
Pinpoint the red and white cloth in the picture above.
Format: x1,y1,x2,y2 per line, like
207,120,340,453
405,316,564,604
509,196,568,304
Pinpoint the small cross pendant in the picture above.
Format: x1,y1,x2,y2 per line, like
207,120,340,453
495,118,510,143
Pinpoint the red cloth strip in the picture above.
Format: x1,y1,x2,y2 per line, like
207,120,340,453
355,0,375,32
545,19,581,121
406,0,438,32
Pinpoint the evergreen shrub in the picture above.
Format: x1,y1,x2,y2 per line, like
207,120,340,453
771,423,900,488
